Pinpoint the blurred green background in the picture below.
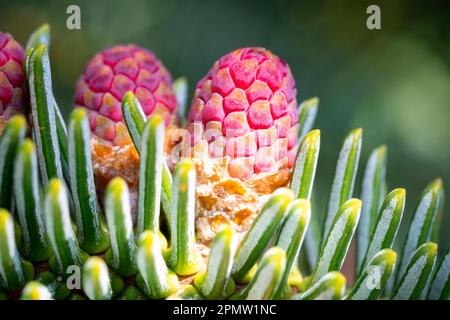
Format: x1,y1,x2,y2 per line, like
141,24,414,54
1,0,449,248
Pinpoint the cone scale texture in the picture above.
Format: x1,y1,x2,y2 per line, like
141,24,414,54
0,32,25,122
184,48,299,244
188,47,298,180
74,45,177,146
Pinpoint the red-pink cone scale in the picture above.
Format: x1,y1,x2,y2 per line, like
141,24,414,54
74,45,178,217
186,48,300,244
74,44,177,146
187,47,298,180
0,32,25,127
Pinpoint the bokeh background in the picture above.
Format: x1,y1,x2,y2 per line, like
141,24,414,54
1,0,449,253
